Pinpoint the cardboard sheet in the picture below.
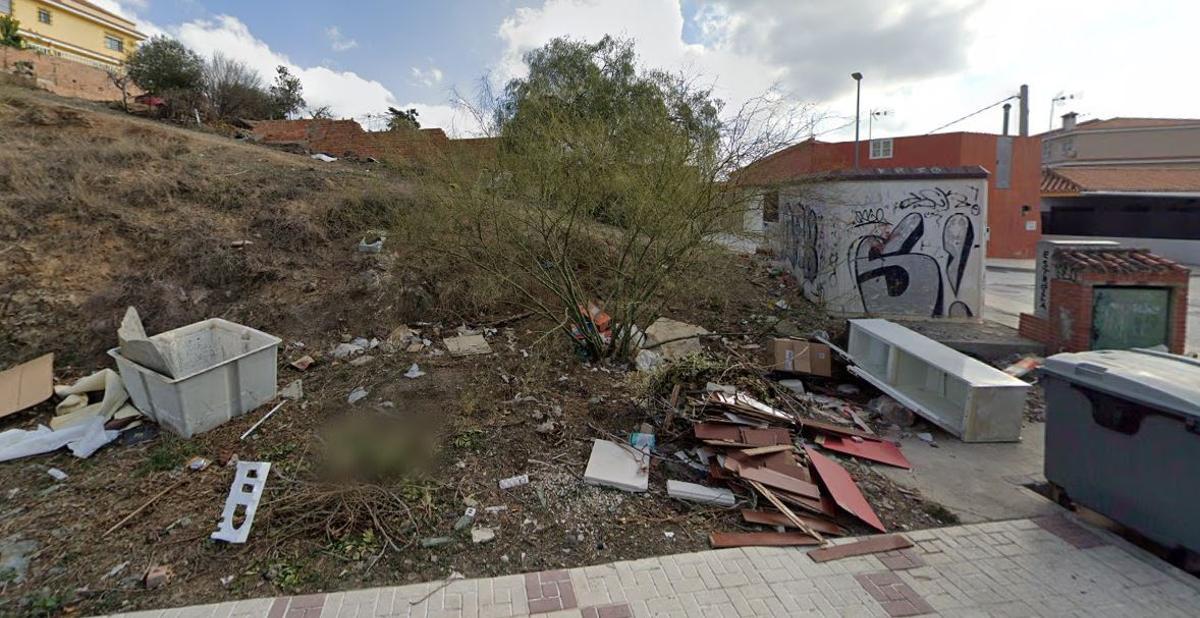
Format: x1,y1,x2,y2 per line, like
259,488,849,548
806,447,886,532
0,354,53,419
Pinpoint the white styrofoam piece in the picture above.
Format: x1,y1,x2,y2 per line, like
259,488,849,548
108,318,281,438
583,439,648,492
847,319,1029,442
667,479,735,507
211,461,270,544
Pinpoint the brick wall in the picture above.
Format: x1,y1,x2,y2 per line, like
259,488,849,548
248,119,453,166
1020,268,1188,354
1,46,134,101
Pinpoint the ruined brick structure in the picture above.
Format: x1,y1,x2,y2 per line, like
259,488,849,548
247,119,454,166
1,45,136,101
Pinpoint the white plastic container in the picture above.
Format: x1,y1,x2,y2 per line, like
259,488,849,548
108,318,281,438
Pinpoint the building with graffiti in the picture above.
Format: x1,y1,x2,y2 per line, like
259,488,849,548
774,167,989,319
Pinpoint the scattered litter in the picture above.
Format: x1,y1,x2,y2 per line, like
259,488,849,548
349,355,375,367
0,353,53,419
347,387,368,404
279,379,303,401
404,363,426,379
836,384,860,397
484,505,508,515
1004,356,1044,379
47,468,68,481
498,474,529,490
806,447,886,532
634,349,664,372
310,153,337,162
817,436,911,469
357,234,385,253
0,416,118,462
332,342,365,360
103,561,130,580
808,534,913,563
51,368,135,430
917,432,936,446
0,537,38,583
420,536,452,548
664,531,675,539
290,355,315,371
185,456,211,471
778,379,806,395
211,461,271,544
740,509,845,536
705,382,737,395
471,527,495,544
117,307,177,378
767,338,832,377
866,396,914,427
144,564,173,589
220,575,235,587
240,401,288,440
443,334,493,357
774,299,790,310
710,531,820,548
583,439,649,493
454,507,477,531
667,480,735,507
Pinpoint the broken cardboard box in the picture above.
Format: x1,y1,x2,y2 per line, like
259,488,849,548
767,338,832,377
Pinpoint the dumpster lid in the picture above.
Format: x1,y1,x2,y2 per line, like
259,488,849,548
1043,349,1200,420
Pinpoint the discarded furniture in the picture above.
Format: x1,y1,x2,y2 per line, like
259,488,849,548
1020,247,1188,354
846,319,1029,442
109,318,281,438
1043,349,1200,557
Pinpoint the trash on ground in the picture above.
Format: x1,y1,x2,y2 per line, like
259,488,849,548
0,416,118,462
357,234,385,253
815,435,911,469
404,363,426,379
583,439,649,492
643,318,709,361
0,353,53,419
310,153,337,162
51,368,137,430
239,401,287,440
280,379,303,401
709,531,821,548
144,564,173,589
332,342,366,360
471,527,496,544
845,319,1030,442
47,467,68,481
778,379,806,395
635,349,664,372
498,474,529,490
666,479,735,507
347,387,368,404
806,447,886,532
111,316,282,438
454,507,477,531
807,534,913,563
767,338,832,377
186,456,210,471
443,334,492,357
866,395,914,427
211,461,271,544
420,536,453,548
1004,356,1044,379
740,509,845,536
117,307,177,378
349,355,374,366
290,355,315,371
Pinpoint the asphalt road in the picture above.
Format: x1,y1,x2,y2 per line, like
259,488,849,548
985,260,1200,355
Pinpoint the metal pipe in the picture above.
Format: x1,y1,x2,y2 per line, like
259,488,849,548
852,72,863,169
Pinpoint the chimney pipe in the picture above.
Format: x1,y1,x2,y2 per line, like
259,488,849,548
1018,84,1029,136
1062,112,1077,131
1002,103,1011,136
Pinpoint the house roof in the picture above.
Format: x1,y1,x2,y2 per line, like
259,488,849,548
1042,117,1200,138
1055,248,1186,275
1041,165,1200,194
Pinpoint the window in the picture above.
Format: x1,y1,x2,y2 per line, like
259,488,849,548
1042,141,1051,158
762,190,780,223
869,138,893,159
38,8,51,24
104,35,124,52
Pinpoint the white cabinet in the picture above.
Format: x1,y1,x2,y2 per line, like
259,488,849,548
847,319,1030,442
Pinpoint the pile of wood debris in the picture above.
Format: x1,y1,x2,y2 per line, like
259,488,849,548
671,388,914,548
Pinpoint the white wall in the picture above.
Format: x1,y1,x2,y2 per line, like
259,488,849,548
778,177,989,318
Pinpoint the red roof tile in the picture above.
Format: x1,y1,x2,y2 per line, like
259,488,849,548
1054,248,1186,275
1041,165,1200,194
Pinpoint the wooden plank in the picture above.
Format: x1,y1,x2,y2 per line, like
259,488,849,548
710,531,821,548
806,447,887,533
695,423,742,441
797,417,881,441
807,534,913,563
740,444,793,457
819,436,911,469
739,427,792,446
739,465,821,499
748,480,826,544
741,509,846,536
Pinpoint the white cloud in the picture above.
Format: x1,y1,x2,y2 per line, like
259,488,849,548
411,65,445,87
325,26,358,52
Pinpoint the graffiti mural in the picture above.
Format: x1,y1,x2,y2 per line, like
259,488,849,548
779,178,986,318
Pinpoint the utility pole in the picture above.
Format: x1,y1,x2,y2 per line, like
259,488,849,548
852,72,863,169
1018,84,1029,136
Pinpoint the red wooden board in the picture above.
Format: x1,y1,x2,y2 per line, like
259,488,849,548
806,447,886,533
820,436,911,469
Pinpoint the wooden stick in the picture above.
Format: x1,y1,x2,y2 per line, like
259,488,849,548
102,477,189,537
748,480,826,545
240,401,287,440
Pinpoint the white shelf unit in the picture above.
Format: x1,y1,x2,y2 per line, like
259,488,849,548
847,319,1030,442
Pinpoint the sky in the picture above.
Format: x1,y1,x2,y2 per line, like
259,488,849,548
91,0,1198,139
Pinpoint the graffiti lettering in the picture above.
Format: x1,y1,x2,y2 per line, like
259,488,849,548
852,208,890,227
895,186,981,216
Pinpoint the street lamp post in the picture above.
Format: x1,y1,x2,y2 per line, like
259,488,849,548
852,72,863,169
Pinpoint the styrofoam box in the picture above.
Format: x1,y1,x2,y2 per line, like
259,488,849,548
108,318,281,438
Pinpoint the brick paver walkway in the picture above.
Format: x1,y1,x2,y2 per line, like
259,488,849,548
104,515,1200,617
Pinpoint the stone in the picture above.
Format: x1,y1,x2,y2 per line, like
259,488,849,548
868,396,915,427
331,342,365,360
471,527,496,544
290,355,315,371
347,387,368,404
643,318,709,361
349,355,375,367
144,565,172,589
279,380,303,401
444,334,492,356
635,349,663,372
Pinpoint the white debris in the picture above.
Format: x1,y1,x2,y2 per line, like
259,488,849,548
47,468,68,481
471,527,495,544
0,416,118,462
667,480,736,507
279,380,303,401
211,461,270,544
498,474,529,490
310,153,337,162
332,342,365,360
583,439,648,493
347,387,369,404
404,363,426,379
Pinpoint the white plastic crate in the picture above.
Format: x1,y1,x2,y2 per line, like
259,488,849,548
108,318,281,438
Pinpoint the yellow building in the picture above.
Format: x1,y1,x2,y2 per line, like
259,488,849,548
1,0,145,68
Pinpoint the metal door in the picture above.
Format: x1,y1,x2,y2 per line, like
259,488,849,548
1091,286,1170,350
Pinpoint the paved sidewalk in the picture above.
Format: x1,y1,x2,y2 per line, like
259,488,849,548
105,515,1200,618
